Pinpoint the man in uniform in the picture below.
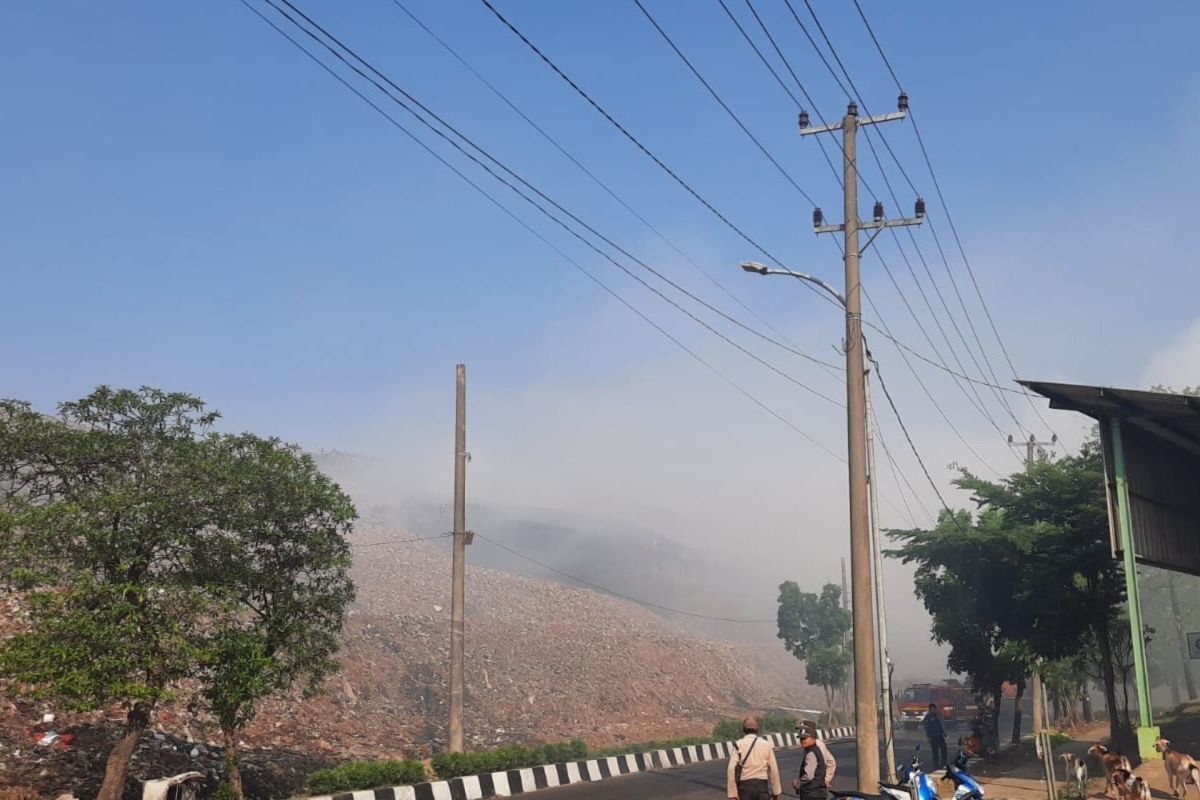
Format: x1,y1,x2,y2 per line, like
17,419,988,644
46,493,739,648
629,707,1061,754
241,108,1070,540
727,717,782,800
792,721,828,800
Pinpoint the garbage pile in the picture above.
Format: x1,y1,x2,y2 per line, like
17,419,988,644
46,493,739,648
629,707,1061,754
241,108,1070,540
0,530,815,797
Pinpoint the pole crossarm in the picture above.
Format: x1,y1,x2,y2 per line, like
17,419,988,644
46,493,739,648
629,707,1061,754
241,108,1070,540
800,110,907,136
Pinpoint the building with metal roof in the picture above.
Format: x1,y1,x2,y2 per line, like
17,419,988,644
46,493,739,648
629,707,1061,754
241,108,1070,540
1022,380,1200,756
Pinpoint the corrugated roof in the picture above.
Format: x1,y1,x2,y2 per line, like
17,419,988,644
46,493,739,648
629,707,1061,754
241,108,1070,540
1020,380,1200,456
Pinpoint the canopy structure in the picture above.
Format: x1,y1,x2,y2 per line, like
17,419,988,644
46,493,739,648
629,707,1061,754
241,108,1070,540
1021,380,1200,756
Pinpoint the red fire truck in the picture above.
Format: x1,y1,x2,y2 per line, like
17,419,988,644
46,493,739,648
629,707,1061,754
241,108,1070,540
897,682,974,729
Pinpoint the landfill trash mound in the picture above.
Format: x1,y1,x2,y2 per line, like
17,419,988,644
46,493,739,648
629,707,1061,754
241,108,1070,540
0,531,816,798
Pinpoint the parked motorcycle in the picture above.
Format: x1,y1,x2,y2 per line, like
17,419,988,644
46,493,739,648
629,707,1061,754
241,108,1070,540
941,747,985,800
830,746,941,800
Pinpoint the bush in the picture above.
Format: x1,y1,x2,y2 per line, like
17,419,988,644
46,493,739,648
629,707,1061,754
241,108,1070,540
759,713,798,733
306,759,426,794
212,786,240,800
713,713,797,740
591,737,720,758
713,719,742,740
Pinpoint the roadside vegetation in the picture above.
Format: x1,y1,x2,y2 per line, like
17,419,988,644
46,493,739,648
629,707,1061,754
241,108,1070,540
0,387,357,799
310,722,802,792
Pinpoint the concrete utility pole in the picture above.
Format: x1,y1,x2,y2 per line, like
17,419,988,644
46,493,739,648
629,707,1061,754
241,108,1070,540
866,377,896,781
449,364,472,753
1010,433,1057,800
803,96,923,790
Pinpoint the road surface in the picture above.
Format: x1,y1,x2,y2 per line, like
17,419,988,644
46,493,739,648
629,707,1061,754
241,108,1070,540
531,701,1016,800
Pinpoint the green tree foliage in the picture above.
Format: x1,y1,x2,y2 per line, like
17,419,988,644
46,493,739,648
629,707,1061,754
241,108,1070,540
888,441,1132,751
191,433,356,797
806,645,853,714
0,388,357,800
0,388,222,800
777,581,851,717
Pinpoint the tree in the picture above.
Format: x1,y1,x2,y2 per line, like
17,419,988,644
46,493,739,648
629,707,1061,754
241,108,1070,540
192,433,356,797
0,388,221,800
0,388,358,800
806,645,853,714
888,506,1028,743
889,440,1133,751
777,581,851,720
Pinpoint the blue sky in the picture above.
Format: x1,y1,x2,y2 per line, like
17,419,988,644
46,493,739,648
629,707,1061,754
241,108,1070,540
4,2,1200,645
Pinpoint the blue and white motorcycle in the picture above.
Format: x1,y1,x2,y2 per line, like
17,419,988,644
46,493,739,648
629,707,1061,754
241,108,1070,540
831,747,937,800
941,747,985,800
831,745,983,800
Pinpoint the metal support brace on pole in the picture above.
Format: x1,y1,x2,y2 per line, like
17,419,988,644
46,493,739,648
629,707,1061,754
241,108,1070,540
1110,418,1159,757
866,375,896,781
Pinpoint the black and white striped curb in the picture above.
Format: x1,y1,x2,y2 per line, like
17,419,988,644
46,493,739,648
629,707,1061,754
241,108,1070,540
307,729,856,800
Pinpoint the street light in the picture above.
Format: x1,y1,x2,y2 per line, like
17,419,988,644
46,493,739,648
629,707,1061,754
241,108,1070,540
739,261,845,308
739,259,898,781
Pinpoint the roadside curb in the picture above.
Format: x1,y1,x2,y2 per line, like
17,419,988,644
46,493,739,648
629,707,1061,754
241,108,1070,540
307,728,857,800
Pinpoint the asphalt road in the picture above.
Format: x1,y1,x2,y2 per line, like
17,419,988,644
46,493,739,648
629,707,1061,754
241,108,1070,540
531,701,1017,800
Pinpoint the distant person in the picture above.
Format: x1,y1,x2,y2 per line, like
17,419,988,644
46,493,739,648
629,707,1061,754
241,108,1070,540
791,721,828,800
924,702,948,767
727,717,782,800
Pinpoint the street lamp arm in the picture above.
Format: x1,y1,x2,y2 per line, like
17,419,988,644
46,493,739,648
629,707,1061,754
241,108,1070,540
740,261,846,308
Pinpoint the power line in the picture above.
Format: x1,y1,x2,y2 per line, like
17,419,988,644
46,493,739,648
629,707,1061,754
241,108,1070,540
868,354,958,521
861,318,1044,398
787,0,1032,440
861,292,1002,477
716,0,1016,444
352,533,452,548
872,415,931,528
866,245,1006,437
390,0,838,379
262,0,847,399
475,532,775,623
632,0,819,208
478,0,842,313
238,0,846,461
850,0,901,90
840,0,1055,437
714,0,840,185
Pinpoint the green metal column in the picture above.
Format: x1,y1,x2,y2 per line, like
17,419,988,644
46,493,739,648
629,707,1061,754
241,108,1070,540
1110,418,1159,756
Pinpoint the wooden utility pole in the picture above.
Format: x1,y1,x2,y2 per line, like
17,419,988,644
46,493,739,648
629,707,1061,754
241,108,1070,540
803,96,923,790
1010,433,1057,800
449,364,470,753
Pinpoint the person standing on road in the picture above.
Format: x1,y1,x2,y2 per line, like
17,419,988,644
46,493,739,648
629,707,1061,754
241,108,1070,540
924,702,948,768
727,717,782,800
791,722,828,800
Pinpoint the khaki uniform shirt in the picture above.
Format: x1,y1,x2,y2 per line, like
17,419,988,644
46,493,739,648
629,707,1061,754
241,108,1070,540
727,734,782,797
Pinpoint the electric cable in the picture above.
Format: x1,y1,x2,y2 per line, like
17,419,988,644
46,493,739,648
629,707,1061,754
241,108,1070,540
238,0,846,459
391,0,838,378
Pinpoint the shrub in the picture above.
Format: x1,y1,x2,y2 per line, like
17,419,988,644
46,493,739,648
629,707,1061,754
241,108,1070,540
592,736,721,758
759,713,798,733
713,719,742,740
713,713,797,740
306,759,426,794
